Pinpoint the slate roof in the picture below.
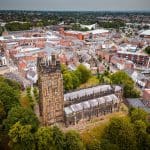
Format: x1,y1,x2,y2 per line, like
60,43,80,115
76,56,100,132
64,94,119,115
64,85,113,101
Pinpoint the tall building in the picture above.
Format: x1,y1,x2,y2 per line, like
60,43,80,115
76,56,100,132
37,54,64,125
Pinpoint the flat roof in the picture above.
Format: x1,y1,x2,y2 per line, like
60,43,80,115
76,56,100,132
65,29,109,35
117,51,148,56
140,30,150,36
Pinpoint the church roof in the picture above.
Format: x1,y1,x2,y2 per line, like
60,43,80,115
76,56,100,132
64,85,112,101
64,94,119,115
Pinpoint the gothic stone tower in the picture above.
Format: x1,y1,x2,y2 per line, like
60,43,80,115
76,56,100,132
37,54,64,125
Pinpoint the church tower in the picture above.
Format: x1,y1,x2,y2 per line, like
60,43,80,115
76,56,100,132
37,54,64,125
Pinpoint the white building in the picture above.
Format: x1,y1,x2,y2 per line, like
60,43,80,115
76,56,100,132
0,55,7,66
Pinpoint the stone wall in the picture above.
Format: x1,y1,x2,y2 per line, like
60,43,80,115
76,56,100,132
38,56,64,125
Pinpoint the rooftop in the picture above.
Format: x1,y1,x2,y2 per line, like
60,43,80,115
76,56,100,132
140,30,150,36
64,85,112,101
64,94,119,115
126,98,150,113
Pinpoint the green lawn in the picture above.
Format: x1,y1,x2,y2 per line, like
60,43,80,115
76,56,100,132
79,76,99,89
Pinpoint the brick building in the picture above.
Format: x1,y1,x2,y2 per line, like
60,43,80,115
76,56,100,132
97,50,113,62
142,89,150,107
117,51,150,67
143,89,150,101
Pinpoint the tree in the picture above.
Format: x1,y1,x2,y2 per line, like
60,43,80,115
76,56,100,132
33,87,39,103
36,21,43,27
144,135,150,150
61,64,80,91
133,120,150,150
70,71,80,89
104,117,137,150
97,74,104,84
110,71,133,85
26,87,35,108
8,122,35,150
51,126,65,150
86,140,101,150
61,64,92,91
61,64,68,74
100,139,119,150
0,101,6,124
110,71,140,98
144,46,150,55
0,82,20,114
5,22,31,31
4,106,39,131
129,108,147,123
81,122,107,150
76,64,92,84
98,20,125,29
74,69,82,84
64,130,85,150
35,127,55,150
63,72,73,91
2,78,21,91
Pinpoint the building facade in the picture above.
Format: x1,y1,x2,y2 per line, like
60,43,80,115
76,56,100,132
117,51,150,67
37,54,64,125
38,56,123,126
64,85,122,126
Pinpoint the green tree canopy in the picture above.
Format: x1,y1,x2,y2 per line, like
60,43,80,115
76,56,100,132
0,101,6,124
70,71,80,89
61,64,68,74
0,77,21,115
110,71,140,98
35,127,55,150
4,106,39,131
0,82,20,114
133,120,150,150
98,20,125,29
62,71,80,92
100,139,119,150
144,46,150,55
0,77,21,91
8,122,35,150
61,64,92,91
51,126,65,150
76,64,92,84
104,117,137,150
86,140,101,150
5,22,31,31
63,72,74,91
129,108,148,124
64,130,85,150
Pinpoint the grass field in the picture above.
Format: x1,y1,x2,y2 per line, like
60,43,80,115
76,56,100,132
79,76,99,88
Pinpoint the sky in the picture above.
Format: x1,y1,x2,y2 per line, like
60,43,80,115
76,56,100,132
0,0,150,11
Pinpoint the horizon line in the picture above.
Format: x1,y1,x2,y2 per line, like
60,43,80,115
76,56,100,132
0,9,150,12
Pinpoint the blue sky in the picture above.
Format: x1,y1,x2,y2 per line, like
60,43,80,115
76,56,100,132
0,0,150,11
